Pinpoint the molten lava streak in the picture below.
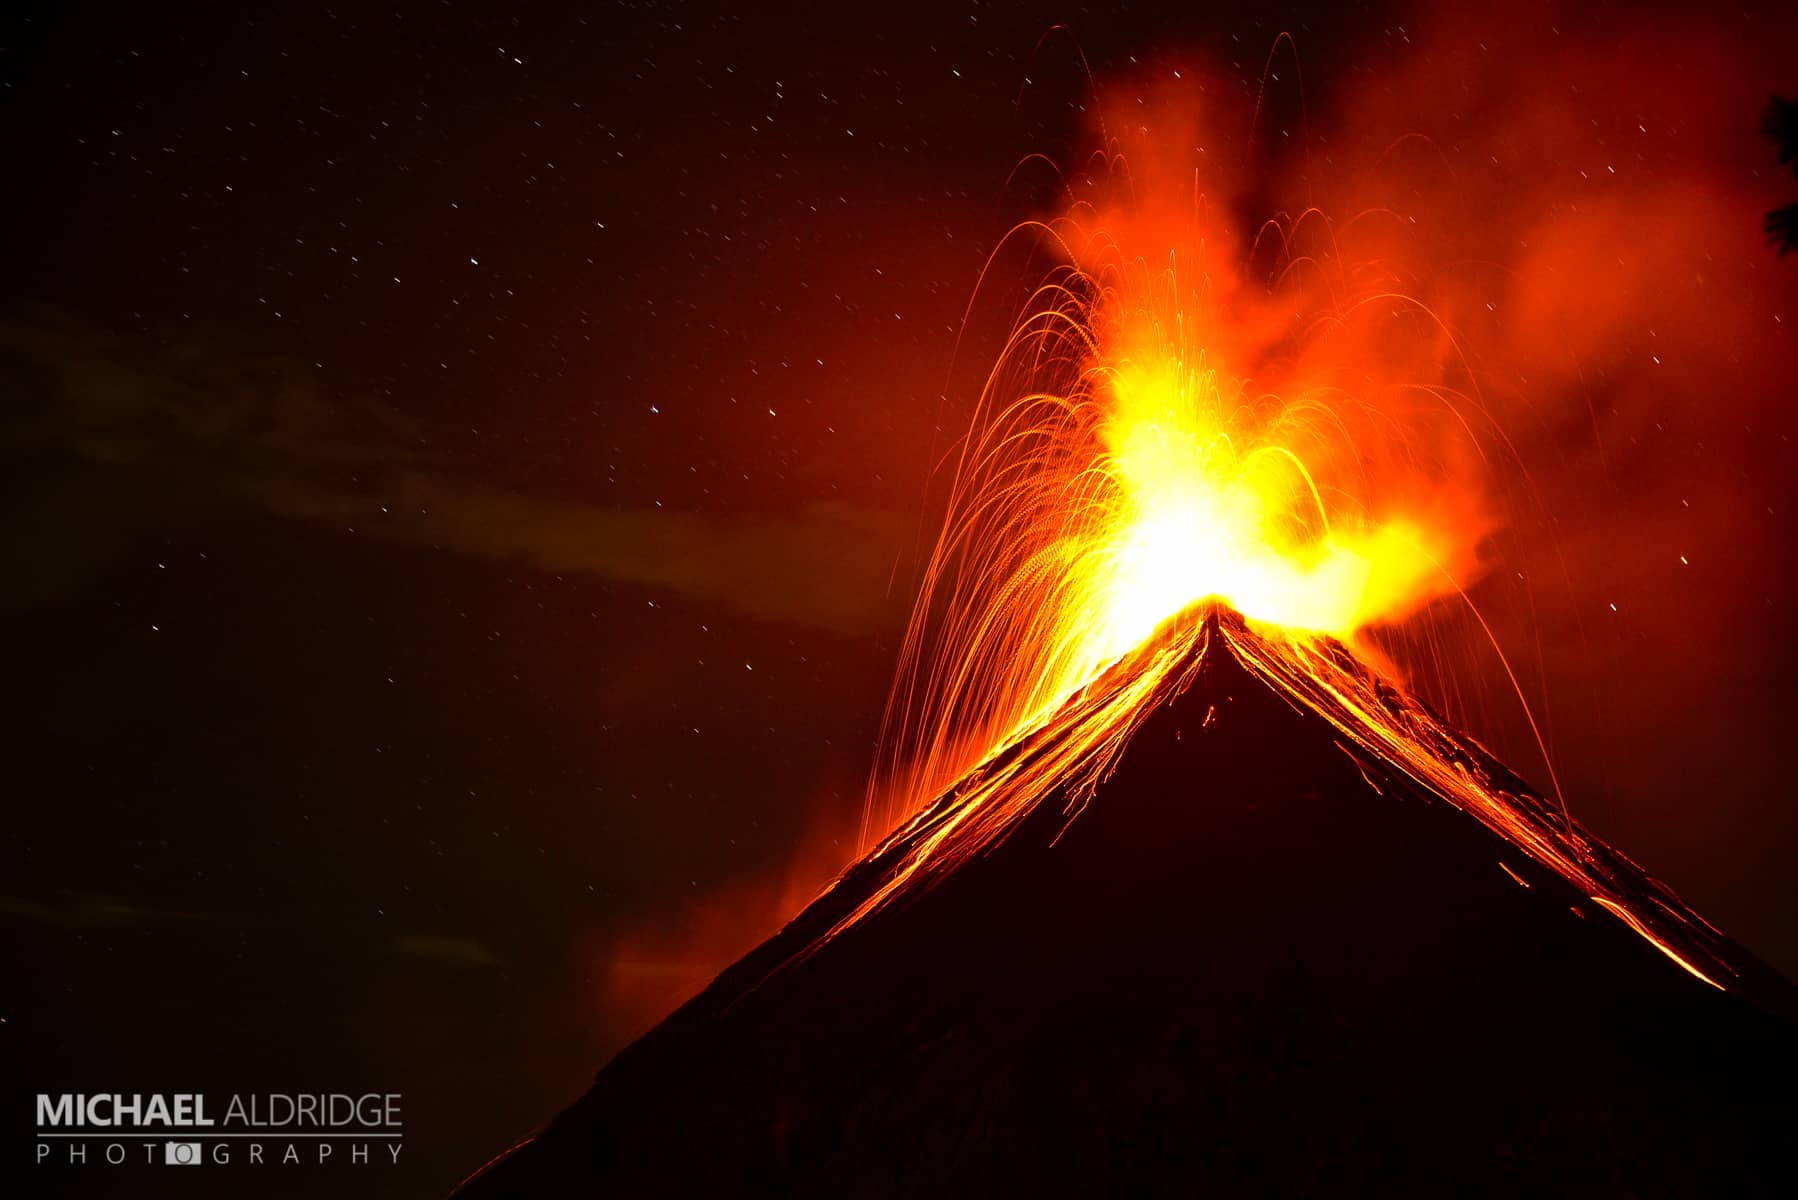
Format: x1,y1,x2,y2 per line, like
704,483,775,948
865,179,1489,837
840,146,1738,994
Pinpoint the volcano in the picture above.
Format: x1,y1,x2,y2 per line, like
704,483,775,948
457,607,1796,1197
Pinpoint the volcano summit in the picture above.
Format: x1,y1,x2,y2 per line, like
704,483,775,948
458,607,1795,1197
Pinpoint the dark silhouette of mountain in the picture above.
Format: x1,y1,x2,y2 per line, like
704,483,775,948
456,606,1797,1198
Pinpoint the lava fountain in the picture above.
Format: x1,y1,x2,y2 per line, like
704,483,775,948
867,116,1502,835
851,90,1728,989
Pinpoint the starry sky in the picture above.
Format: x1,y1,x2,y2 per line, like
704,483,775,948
3,1,1796,1196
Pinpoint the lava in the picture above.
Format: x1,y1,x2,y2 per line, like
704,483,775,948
834,605,1737,995
849,68,1734,993
456,607,1792,1198
865,107,1505,844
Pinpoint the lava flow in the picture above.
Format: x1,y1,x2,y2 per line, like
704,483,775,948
838,605,1741,993
456,602,1794,1197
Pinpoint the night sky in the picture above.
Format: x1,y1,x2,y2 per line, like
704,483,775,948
4,1,1795,1196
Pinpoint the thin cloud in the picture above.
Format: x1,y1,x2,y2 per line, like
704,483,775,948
0,310,913,634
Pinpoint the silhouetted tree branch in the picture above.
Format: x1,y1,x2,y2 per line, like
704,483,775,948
1766,96,1798,255
1765,95,1798,176
1769,204,1798,256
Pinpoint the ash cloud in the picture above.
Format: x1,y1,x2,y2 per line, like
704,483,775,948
1265,2,1796,958
1040,0,1795,963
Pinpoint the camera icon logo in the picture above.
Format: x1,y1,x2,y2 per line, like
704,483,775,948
164,1141,203,1166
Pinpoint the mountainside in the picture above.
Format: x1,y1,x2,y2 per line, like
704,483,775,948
458,606,1797,1198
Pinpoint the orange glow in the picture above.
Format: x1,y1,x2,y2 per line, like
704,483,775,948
837,60,1743,997
1091,323,1467,657
865,116,1493,838
1497,862,1531,889
1590,896,1725,991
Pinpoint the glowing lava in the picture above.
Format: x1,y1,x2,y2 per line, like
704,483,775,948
865,162,1491,838
1090,320,1464,661
840,94,1734,997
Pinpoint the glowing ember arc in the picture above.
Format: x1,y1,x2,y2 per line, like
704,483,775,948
867,164,1494,844
847,121,1736,996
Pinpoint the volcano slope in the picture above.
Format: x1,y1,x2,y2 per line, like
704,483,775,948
458,607,1796,1198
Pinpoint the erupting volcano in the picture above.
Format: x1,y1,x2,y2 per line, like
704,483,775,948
457,606,1794,1196
460,64,1796,1198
